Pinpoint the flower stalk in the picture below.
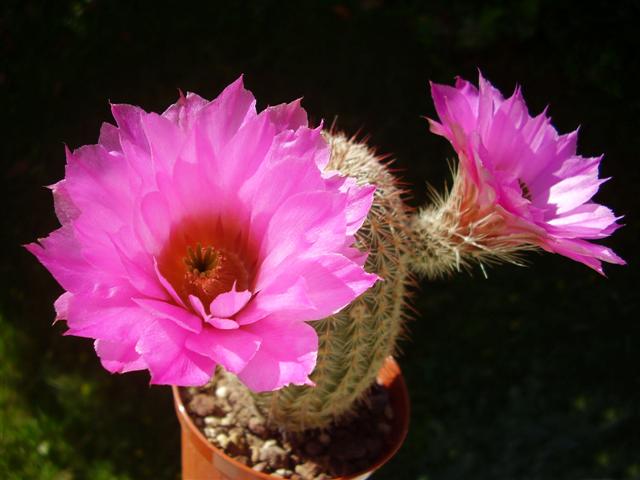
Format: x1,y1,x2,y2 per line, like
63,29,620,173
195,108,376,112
412,163,536,279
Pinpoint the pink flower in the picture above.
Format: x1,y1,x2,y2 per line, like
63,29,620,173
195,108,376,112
27,77,378,390
428,73,625,274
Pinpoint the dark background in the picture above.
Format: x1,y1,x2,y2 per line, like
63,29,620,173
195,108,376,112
1,1,638,479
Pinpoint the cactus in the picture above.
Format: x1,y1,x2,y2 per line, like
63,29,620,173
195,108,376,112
255,131,415,431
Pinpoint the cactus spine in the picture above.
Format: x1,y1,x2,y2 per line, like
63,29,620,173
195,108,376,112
255,132,414,431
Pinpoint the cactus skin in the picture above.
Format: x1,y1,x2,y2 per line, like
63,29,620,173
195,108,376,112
412,165,535,279
256,131,414,431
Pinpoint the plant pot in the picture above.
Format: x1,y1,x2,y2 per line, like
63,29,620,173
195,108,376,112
172,356,410,480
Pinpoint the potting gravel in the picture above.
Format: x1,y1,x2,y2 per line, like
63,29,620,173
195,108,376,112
181,369,396,479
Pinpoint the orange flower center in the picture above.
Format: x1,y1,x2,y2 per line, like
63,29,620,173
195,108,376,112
182,244,249,306
156,216,258,308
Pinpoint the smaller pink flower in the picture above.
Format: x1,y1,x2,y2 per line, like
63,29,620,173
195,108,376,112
428,73,625,274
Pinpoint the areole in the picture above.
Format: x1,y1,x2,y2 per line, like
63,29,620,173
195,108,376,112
172,357,410,480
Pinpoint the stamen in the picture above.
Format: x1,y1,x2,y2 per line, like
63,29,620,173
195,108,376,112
184,243,220,274
518,178,532,201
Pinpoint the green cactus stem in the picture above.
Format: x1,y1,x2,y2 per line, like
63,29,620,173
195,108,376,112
255,131,414,431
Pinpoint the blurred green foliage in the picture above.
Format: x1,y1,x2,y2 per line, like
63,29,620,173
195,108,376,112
1,1,638,479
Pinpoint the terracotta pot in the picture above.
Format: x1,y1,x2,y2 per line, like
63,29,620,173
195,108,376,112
172,356,410,480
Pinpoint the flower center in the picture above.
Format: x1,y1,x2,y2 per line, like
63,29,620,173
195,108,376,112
157,215,259,308
518,178,532,201
182,243,249,306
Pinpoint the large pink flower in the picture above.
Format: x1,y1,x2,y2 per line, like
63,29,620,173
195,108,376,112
428,73,625,274
28,77,378,390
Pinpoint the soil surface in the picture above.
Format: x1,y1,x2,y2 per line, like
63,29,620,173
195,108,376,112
181,370,395,479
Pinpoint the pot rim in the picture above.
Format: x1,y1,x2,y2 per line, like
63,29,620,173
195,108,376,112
172,356,410,479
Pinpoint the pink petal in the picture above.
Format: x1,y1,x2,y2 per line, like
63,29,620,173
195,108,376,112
430,79,478,147
340,178,376,235
265,98,308,131
137,319,215,386
26,226,98,293
108,233,168,299
209,286,252,318
545,161,606,214
257,190,347,287
135,191,172,254
50,180,80,223
237,318,317,392
547,203,622,239
185,327,260,374
53,292,72,322
63,292,154,343
157,157,222,225
110,103,149,152
544,237,626,275
95,339,147,374
133,298,202,333
162,91,209,130
215,110,276,195
282,254,379,320
140,112,185,174
239,127,328,238
153,258,187,307
236,277,314,326
205,317,240,330
64,144,133,227
189,295,209,319
196,76,256,157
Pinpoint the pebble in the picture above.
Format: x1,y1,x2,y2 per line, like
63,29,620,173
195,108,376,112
228,390,240,404
215,433,229,449
252,461,267,472
185,369,398,479
250,445,260,464
215,386,228,399
229,427,244,445
295,461,321,478
188,393,218,416
248,416,268,437
259,444,288,469
274,468,293,478
204,416,220,426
